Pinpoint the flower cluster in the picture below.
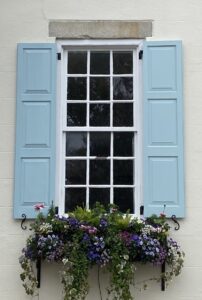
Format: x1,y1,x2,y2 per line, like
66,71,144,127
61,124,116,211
19,204,184,300
119,231,166,265
83,234,110,265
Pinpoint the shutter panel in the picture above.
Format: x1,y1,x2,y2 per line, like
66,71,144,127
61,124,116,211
143,41,185,218
14,44,56,219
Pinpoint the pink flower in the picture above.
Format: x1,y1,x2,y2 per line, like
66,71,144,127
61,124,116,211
80,224,97,234
88,227,97,234
160,213,166,218
34,203,45,211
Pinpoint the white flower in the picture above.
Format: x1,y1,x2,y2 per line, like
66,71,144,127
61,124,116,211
123,254,129,261
62,258,69,265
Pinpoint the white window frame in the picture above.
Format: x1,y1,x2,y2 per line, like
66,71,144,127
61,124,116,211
56,39,143,217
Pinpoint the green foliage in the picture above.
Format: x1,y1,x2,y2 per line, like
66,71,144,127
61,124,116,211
19,256,38,296
62,236,89,300
106,234,134,300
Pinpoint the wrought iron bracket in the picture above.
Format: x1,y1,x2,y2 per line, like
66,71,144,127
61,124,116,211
21,214,27,230
161,215,180,291
161,261,166,291
171,214,180,230
36,259,41,288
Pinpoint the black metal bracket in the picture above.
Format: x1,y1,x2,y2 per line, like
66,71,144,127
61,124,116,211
57,52,61,60
161,261,166,291
36,259,41,288
55,206,58,214
171,215,180,230
161,215,180,291
21,214,27,230
140,205,144,215
139,50,143,60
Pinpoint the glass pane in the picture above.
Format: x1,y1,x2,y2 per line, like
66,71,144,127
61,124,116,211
90,132,110,157
67,77,87,100
114,160,133,185
65,188,86,212
113,77,133,100
113,103,133,127
89,188,110,209
90,104,110,126
114,132,134,157
90,51,110,74
67,104,86,126
113,51,133,74
90,77,110,100
114,188,134,213
66,132,87,156
68,51,87,74
66,160,86,184
90,160,110,184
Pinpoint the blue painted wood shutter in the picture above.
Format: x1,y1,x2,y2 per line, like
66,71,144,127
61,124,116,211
14,44,56,219
143,41,185,218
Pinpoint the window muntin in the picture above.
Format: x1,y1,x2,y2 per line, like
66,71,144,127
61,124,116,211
62,48,138,214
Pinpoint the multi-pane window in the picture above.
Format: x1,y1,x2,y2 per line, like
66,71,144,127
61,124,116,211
61,47,139,214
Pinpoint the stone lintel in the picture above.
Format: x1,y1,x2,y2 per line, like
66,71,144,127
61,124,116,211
49,20,152,39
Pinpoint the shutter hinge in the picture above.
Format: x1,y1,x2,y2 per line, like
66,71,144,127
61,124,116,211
57,53,61,60
140,205,144,215
139,50,143,60
55,206,59,214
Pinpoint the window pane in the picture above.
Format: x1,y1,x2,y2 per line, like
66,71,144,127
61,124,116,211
114,132,134,157
90,104,110,126
114,188,134,213
90,160,110,184
90,51,110,74
113,77,133,100
66,160,86,184
90,77,110,100
113,51,133,74
66,132,87,156
89,188,110,209
113,103,133,127
67,77,87,100
67,104,86,126
68,51,87,74
90,132,110,157
65,188,86,212
114,160,133,185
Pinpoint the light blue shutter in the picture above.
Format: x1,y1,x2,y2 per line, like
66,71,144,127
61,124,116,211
143,41,185,218
14,44,56,219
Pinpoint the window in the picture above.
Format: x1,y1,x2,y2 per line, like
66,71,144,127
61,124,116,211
14,41,184,219
56,40,143,215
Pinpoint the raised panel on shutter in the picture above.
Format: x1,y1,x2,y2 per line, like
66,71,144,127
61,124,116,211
143,41,185,218
14,44,56,219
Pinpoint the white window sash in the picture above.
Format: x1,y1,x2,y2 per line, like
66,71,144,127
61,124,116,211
56,39,143,217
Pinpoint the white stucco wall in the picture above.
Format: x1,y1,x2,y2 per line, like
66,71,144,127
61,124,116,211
0,0,202,299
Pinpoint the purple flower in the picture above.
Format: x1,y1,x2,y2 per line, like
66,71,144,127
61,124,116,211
130,234,167,264
37,234,64,261
119,231,133,246
86,236,109,266
99,218,108,229
55,215,69,222
67,217,79,229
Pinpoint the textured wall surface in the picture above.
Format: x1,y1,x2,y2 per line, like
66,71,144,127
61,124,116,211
0,0,202,299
